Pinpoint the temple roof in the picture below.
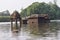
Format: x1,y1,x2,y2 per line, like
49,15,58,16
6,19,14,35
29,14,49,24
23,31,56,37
10,11,21,19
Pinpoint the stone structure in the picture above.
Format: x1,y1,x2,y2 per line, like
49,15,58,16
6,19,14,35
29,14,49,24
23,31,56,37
10,11,22,32
28,14,50,34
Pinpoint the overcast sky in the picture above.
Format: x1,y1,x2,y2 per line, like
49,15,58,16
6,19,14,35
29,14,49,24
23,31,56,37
0,0,60,14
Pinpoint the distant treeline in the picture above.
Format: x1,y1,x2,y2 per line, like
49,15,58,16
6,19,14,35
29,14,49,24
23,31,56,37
0,16,10,22
20,2,60,20
0,10,10,22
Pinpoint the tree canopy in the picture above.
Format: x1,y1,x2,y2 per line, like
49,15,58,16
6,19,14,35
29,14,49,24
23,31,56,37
20,2,60,20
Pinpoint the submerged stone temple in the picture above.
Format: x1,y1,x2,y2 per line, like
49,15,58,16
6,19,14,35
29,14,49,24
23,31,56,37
10,11,22,32
27,14,50,34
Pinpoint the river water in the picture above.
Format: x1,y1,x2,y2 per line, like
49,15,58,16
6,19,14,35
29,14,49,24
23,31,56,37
0,22,60,40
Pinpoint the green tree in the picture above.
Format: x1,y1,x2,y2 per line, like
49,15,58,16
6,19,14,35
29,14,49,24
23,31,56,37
20,2,60,19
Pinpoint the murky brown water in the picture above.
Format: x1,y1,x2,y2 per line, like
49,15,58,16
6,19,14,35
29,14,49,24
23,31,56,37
0,22,60,40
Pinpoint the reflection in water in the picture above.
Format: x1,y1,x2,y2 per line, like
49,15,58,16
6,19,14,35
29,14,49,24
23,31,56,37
0,22,60,40
27,23,50,35
11,32,20,40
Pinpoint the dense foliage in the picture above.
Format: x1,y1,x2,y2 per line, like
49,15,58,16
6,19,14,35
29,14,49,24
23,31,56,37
20,2,60,20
